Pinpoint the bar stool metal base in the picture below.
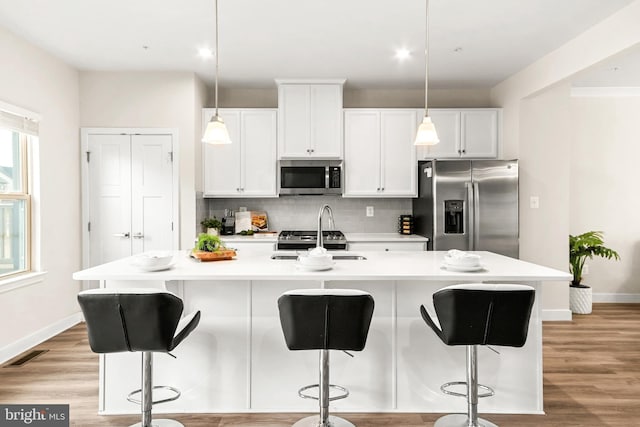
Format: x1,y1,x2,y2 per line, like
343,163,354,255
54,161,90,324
129,419,184,427
434,414,498,427
292,415,356,427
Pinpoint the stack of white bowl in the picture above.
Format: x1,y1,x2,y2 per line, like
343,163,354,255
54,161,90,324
443,249,481,269
133,251,175,271
297,247,334,270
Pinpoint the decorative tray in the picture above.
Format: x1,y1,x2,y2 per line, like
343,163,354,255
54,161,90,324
190,249,237,262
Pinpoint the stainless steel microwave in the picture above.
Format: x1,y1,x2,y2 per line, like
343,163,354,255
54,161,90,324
278,160,342,195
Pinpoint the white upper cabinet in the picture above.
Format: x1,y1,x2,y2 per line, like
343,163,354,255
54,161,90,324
277,80,344,158
344,109,418,197
202,108,277,197
418,108,501,159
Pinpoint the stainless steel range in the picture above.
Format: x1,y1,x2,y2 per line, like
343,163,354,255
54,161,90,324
277,230,347,250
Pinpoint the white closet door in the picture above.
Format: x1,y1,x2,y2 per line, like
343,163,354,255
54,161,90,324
87,134,132,266
130,134,174,254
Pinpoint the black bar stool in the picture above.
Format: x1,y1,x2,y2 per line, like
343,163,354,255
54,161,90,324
420,284,535,427
78,288,201,427
278,289,375,427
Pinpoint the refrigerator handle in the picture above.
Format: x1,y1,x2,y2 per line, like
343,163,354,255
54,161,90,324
473,181,480,251
466,181,474,250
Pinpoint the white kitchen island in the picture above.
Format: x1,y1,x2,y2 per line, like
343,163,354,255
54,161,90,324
73,250,570,416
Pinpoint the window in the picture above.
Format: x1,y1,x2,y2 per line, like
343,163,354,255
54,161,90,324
0,107,37,279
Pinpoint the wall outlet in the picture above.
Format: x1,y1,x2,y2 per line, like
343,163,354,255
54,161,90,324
583,264,589,275
530,196,540,209
366,206,374,217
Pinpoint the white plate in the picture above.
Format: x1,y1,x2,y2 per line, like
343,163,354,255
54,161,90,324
135,262,175,272
441,262,485,272
295,261,335,271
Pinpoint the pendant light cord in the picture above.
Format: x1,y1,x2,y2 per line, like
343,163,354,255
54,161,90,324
215,0,220,117
424,0,429,111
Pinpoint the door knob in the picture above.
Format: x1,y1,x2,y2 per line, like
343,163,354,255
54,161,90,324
113,232,130,238
132,233,144,239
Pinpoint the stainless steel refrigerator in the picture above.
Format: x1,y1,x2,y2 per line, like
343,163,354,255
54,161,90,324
413,160,519,258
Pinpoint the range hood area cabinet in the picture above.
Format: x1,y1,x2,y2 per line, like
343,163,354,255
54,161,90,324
417,108,501,159
343,109,418,197
276,79,345,159
202,108,277,197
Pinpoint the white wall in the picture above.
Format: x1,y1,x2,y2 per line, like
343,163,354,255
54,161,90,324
79,71,206,248
0,27,81,351
570,95,640,297
518,83,572,312
490,0,640,316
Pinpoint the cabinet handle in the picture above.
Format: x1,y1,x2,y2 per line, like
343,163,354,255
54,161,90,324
376,187,380,191
132,233,144,239
458,149,461,154
113,232,130,238
462,149,466,154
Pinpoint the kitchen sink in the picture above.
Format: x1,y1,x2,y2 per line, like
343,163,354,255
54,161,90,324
270,253,367,260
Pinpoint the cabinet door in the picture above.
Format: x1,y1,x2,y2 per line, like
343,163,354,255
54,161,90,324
460,110,499,158
418,109,461,159
278,85,311,157
310,84,342,157
380,110,418,196
241,110,277,196
344,110,381,196
87,134,132,265
131,134,174,253
203,110,242,196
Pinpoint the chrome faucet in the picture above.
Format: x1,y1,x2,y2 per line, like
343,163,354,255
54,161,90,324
316,204,335,249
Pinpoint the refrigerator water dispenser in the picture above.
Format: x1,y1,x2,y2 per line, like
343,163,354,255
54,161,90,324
444,200,464,234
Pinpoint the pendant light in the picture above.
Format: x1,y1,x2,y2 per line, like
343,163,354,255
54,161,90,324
414,0,439,146
202,0,232,144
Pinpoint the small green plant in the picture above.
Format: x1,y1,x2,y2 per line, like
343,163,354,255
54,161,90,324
196,233,225,252
569,231,620,287
200,217,222,231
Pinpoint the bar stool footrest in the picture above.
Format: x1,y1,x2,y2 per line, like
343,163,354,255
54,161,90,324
434,413,498,427
127,385,181,406
297,383,349,401
441,381,495,399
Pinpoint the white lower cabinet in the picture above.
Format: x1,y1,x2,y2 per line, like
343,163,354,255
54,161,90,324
203,109,277,197
344,109,418,197
348,242,426,252
418,108,500,159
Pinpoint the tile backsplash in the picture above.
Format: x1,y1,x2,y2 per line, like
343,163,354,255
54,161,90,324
197,194,412,234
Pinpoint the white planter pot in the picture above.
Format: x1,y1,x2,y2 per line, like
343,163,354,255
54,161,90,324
207,228,219,236
570,285,592,314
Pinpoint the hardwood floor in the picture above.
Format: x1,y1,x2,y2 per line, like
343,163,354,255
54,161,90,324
1,304,638,426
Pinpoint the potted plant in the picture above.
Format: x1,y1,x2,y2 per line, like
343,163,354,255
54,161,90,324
569,231,620,314
200,217,222,236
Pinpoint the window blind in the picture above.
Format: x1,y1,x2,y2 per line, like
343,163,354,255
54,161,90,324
0,109,39,136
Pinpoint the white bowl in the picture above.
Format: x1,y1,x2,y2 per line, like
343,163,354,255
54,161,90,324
298,253,333,266
134,251,174,269
444,253,481,267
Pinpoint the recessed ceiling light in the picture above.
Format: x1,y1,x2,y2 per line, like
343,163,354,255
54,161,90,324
454,47,463,53
142,45,150,51
198,47,213,59
610,66,621,72
395,48,411,61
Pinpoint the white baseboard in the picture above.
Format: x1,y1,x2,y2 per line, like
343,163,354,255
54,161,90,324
542,309,572,321
593,293,640,303
0,311,82,365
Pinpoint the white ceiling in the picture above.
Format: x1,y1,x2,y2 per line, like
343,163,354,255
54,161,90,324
572,43,640,87
0,0,634,89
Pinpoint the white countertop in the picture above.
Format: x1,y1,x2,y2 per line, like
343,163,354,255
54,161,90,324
344,233,429,242
73,250,570,282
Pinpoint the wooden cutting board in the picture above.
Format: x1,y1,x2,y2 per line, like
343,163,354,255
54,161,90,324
191,249,237,262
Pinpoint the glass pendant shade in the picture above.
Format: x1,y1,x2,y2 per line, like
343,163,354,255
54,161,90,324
414,116,440,146
202,115,231,144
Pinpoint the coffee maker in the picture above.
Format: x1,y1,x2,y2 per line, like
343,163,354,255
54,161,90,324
221,210,235,235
